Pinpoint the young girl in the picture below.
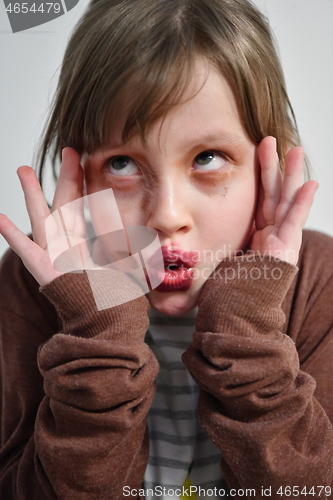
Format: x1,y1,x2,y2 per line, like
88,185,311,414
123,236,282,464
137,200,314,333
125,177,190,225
0,0,333,499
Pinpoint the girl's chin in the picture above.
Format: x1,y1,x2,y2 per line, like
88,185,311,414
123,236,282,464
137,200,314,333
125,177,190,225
147,288,199,317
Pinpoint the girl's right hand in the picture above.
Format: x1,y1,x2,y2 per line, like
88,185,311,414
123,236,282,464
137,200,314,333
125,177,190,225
0,148,90,287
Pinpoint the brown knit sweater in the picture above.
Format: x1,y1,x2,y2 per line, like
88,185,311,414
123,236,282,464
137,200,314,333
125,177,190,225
0,229,333,500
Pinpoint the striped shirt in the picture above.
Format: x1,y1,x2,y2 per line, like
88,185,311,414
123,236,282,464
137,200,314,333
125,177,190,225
143,307,227,499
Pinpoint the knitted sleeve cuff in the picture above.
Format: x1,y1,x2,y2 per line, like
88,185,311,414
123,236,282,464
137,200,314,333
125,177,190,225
196,254,298,337
40,269,150,341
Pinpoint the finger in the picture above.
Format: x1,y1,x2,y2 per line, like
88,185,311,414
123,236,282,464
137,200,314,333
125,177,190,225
0,213,51,283
274,146,304,226
257,136,283,225
277,180,319,242
254,172,266,230
52,147,83,211
17,166,50,250
52,147,85,239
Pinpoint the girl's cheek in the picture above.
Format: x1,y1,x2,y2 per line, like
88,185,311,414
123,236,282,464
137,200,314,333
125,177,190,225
109,188,147,227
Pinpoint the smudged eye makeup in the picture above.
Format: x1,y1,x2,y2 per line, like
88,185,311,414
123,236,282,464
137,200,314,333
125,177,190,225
104,150,228,177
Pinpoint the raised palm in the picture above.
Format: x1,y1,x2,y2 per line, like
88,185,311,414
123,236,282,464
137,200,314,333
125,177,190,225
249,137,318,265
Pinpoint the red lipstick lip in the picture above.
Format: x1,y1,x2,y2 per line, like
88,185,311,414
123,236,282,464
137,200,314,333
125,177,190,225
148,246,197,270
147,245,197,293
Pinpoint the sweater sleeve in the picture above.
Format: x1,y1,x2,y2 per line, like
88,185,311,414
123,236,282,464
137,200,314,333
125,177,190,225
182,250,333,499
0,250,158,500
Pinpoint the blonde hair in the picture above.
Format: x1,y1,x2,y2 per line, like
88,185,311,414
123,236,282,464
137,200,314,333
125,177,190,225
36,0,307,186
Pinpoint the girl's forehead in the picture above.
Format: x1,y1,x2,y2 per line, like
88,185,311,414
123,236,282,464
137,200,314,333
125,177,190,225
103,60,244,151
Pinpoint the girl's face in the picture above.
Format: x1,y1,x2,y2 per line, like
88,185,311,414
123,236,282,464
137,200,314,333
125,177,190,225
83,58,259,316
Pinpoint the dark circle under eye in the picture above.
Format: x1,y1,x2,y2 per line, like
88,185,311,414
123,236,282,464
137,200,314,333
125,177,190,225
111,156,130,170
196,151,214,165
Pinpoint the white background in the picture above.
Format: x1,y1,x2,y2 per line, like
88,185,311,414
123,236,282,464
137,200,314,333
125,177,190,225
0,0,332,259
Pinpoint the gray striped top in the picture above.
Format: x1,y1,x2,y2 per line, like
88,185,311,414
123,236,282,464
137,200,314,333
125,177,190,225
143,307,226,499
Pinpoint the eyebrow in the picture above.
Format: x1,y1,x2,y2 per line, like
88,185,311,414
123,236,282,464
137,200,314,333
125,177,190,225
103,130,246,153
184,131,247,150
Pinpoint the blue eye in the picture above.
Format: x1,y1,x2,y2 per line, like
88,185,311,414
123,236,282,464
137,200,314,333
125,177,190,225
193,151,227,171
107,156,140,176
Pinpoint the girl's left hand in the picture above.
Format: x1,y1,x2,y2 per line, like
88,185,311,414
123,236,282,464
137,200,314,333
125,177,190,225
249,136,319,266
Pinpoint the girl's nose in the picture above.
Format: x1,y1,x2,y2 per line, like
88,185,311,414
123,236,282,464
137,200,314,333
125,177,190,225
145,178,193,238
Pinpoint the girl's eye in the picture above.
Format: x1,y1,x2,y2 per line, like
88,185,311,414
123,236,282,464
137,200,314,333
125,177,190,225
193,151,227,171
106,156,140,176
